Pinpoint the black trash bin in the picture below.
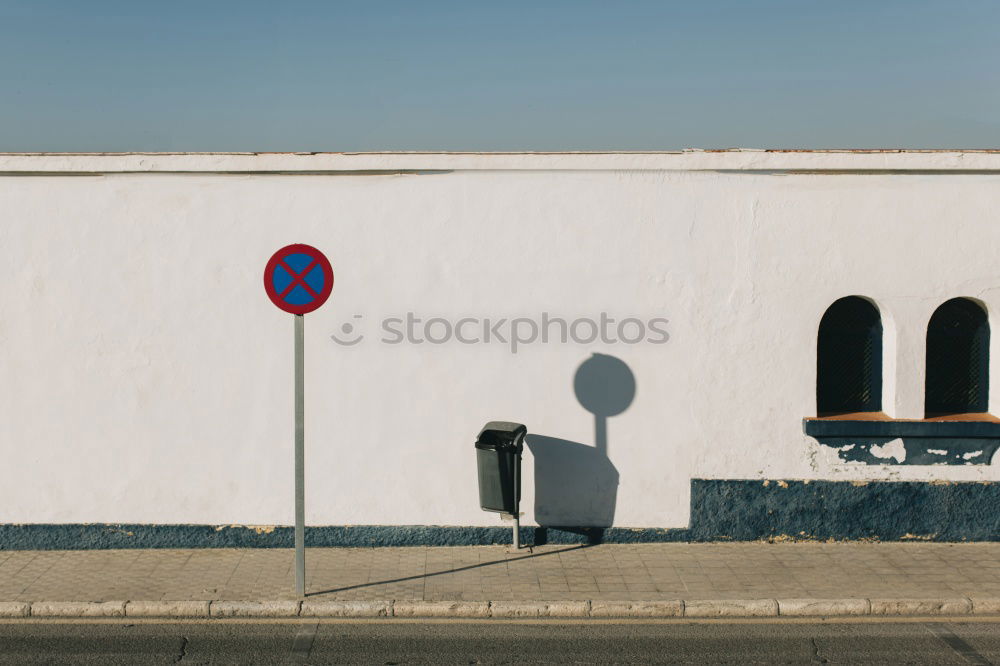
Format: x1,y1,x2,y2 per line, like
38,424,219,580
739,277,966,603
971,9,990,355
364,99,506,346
475,421,526,514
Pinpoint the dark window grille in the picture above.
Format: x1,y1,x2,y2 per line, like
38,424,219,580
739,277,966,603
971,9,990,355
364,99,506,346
925,298,989,416
817,296,883,415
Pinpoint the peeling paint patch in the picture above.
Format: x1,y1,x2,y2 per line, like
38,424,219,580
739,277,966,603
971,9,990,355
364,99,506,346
808,424,1000,466
869,439,906,463
214,524,277,535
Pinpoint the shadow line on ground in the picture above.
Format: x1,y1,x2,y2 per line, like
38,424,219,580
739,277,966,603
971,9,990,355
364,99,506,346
308,544,592,596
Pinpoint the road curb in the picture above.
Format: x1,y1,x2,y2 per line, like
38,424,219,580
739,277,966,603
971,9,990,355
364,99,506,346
777,598,871,617
125,601,211,618
30,601,126,618
0,602,30,618
686,599,778,617
490,601,591,618
6,598,998,619
210,601,301,618
393,601,490,618
870,598,972,616
301,600,391,617
589,600,684,617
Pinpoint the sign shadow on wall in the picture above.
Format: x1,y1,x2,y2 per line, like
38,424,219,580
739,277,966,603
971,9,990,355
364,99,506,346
527,353,635,545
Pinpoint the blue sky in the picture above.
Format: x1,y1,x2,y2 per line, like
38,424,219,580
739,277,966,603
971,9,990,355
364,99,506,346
1,1,998,151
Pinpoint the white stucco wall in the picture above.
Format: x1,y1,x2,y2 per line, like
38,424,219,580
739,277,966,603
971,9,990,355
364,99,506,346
2,150,1000,528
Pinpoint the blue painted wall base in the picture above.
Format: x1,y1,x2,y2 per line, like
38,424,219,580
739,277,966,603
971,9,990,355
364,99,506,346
4,479,1000,549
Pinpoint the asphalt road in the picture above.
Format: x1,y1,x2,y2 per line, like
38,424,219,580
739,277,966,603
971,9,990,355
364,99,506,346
2,619,1000,664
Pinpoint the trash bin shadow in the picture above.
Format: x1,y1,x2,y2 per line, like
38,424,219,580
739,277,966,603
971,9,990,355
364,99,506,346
528,353,636,545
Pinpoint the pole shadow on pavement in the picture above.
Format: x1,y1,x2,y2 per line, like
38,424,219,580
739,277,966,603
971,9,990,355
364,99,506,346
308,544,590,596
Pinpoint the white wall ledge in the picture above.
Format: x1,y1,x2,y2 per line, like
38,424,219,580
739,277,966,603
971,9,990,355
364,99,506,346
3,150,1000,174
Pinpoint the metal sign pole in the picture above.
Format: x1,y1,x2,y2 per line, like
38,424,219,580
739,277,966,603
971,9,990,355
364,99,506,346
264,243,333,597
294,313,305,597
512,451,520,549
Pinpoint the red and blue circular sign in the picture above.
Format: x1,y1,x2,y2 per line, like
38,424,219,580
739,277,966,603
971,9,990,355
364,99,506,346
263,244,334,315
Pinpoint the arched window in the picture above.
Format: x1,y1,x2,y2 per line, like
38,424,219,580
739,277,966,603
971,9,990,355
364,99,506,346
925,298,989,416
817,296,883,416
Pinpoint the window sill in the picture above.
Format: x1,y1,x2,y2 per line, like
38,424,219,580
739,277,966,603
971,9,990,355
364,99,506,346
804,414,1000,465
803,414,1000,438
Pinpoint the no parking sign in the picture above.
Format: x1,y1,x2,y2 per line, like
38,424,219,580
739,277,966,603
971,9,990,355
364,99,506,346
263,243,334,315
264,243,334,597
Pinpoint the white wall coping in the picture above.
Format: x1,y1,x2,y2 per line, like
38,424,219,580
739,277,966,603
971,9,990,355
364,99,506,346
3,150,1000,173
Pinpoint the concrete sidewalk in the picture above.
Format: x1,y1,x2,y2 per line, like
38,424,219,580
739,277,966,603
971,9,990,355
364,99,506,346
4,543,1000,618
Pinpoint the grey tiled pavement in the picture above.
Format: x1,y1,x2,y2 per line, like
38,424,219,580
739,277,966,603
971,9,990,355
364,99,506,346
3,543,1000,602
